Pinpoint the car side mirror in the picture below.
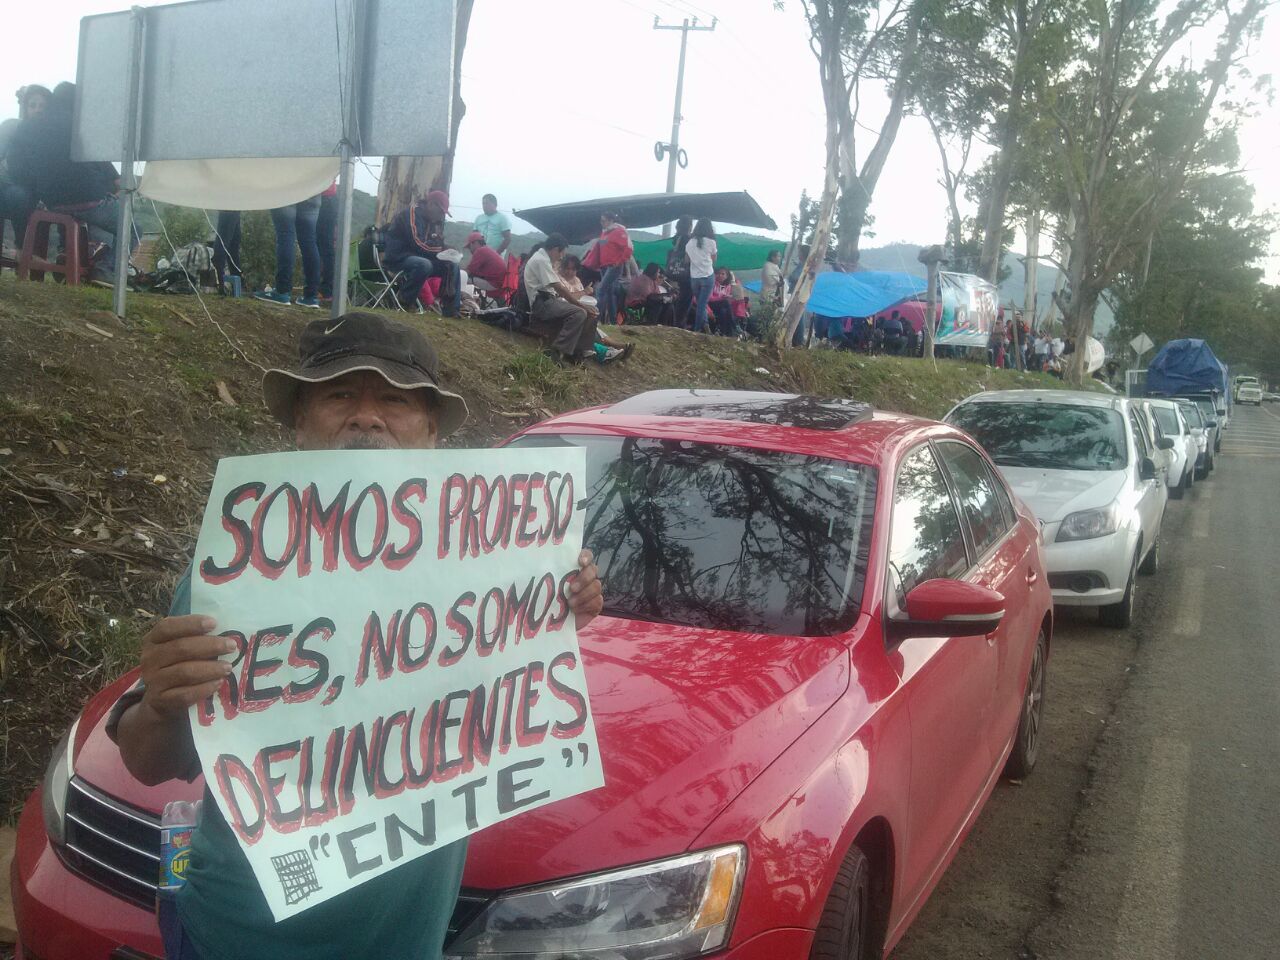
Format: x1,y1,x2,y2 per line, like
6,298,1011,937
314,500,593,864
1157,436,1175,451
1205,419,1218,428
889,579,1006,641
1139,457,1158,481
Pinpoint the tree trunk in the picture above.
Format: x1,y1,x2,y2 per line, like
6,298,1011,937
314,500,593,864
833,0,927,265
375,0,474,225
976,29,1035,282
779,166,838,347
1023,203,1039,367
923,259,939,361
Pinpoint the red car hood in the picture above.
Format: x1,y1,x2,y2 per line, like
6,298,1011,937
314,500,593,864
72,617,852,889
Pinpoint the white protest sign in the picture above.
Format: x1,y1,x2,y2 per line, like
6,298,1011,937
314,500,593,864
188,448,603,921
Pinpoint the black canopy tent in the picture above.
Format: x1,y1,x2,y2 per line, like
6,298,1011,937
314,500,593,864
514,191,778,244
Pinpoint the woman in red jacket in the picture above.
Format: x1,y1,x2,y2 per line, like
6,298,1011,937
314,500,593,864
594,210,633,326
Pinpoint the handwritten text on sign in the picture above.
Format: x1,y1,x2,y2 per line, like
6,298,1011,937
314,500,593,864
189,449,603,921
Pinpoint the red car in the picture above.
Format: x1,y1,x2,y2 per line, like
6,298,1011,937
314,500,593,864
13,389,1052,960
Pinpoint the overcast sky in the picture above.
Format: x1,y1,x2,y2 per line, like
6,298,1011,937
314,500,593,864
5,0,1278,278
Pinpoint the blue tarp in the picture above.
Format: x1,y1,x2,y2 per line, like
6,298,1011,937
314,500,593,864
806,271,926,319
1146,339,1229,398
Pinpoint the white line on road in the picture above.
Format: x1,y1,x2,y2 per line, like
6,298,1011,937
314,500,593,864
1113,738,1192,960
1174,567,1205,632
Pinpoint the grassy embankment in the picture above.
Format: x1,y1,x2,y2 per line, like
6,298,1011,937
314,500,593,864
0,276,1093,820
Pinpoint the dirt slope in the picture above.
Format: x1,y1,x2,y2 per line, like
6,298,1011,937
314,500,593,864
0,276,1084,822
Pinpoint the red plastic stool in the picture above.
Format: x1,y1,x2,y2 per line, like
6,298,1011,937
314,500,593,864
17,210,90,285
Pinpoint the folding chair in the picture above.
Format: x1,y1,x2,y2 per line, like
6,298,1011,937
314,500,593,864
348,227,405,310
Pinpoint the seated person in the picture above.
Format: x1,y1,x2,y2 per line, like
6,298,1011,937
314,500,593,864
728,271,751,330
382,190,461,316
524,234,601,363
6,82,127,282
592,327,634,365
708,268,739,336
877,310,907,355
1,84,51,254
464,230,507,293
556,253,592,297
625,262,675,325
904,316,920,357
851,316,873,352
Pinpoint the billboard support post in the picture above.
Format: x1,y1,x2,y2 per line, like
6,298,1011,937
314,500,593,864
332,0,368,319
112,5,146,318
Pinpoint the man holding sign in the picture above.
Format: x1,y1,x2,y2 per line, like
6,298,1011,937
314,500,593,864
109,313,605,960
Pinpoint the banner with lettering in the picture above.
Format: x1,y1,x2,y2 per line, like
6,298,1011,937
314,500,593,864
188,449,603,920
936,272,999,347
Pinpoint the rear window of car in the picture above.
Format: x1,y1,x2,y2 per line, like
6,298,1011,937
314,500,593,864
508,434,876,636
1152,406,1180,436
1178,403,1204,427
946,402,1128,471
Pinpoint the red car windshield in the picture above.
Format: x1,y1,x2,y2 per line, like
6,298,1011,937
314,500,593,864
510,434,877,636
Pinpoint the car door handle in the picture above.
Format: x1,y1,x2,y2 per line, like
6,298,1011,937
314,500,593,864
1026,569,1039,587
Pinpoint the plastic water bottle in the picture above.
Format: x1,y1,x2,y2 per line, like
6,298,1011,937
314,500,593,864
159,799,202,892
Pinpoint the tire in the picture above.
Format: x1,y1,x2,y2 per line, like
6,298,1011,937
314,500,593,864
1005,628,1047,780
1100,551,1139,629
1206,452,1216,474
810,845,873,960
1139,533,1160,575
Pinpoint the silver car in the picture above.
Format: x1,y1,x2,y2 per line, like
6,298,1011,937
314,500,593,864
1145,398,1198,498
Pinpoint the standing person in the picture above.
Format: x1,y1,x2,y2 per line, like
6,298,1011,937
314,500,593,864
524,232,601,363
687,218,718,334
759,248,784,305
667,216,694,327
211,211,242,295
255,194,322,307
593,211,632,327
109,312,604,960
474,193,512,256
381,190,461,317
315,180,339,301
988,313,1007,367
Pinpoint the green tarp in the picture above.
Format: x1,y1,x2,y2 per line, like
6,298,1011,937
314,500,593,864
631,235,786,272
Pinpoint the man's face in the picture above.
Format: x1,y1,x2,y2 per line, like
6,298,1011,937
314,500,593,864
25,92,47,119
549,246,565,265
482,197,497,215
294,370,438,451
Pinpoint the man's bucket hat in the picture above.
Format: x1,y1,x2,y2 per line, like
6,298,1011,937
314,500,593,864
262,312,469,437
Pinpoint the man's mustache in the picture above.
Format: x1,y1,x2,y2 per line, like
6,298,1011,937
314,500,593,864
338,433,394,450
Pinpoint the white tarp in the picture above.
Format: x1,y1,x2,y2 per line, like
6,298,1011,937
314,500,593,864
139,158,339,211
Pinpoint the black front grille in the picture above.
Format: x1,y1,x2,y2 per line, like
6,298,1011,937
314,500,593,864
61,776,493,937
62,778,161,909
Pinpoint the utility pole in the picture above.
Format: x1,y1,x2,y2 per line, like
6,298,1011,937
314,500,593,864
653,15,716,236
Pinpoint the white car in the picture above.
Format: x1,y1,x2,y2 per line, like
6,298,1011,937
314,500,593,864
1174,399,1214,479
1144,398,1198,498
945,389,1168,628
1238,382,1264,405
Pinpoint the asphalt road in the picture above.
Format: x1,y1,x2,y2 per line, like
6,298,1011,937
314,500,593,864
892,403,1280,960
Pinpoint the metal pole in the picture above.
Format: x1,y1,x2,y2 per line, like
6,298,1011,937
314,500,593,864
112,6,146,318
655,16,715,238
666,20,689,197
332,0,368,319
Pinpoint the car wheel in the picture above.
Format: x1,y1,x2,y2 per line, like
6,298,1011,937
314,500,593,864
809,844,873,960
1005,628,1047,780
1206,452,1216,474
1139,533,1160,575
1099,552,1138,629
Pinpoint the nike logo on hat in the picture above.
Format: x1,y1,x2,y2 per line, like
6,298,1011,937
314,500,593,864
323,318,347,335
